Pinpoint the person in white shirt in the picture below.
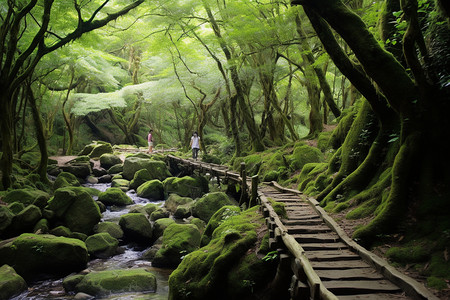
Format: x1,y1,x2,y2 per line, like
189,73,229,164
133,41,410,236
189,131,201,160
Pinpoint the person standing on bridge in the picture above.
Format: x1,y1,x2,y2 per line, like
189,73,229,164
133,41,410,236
147,129,153,153
190,131,201,160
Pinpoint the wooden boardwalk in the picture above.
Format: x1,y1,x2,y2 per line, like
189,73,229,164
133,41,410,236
166,155,438,300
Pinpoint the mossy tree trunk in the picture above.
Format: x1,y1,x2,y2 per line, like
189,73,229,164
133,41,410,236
294,0,450,243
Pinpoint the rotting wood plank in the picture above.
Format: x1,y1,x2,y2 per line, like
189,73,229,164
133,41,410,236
301,242,349,251
323,280,402,295
286,225,331,234
315,269,384,281
337,293,409,300
305,249,361,262
292,233,340,243
310,260,374,270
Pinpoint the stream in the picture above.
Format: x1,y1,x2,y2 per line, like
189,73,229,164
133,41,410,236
12,183,172,300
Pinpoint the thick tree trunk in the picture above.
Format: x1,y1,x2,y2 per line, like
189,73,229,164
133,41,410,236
0,95,14,190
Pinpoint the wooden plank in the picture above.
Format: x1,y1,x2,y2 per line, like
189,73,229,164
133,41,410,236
301,242,349,251
292,233,340,243
323,280,402,295
337,293,408,300
286,225,331,234
283,219,323,226
305,250,360,261
311,260,373,270
315,268,384,281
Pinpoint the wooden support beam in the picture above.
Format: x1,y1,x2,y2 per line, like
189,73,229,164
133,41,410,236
250,175,258,207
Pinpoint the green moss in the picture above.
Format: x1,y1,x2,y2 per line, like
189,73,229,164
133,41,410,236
346,198,379,219
168,207,274,300
136,179,164,200
268,198,287,219
288,143,323,171
192,192,235,222
427,276,447,290
98,187,133,206
0,264,27,300
386,243,430,264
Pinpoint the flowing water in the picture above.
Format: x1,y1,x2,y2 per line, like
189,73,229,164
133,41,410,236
12,183,172,300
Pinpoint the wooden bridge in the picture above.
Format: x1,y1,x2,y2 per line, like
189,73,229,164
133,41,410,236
166,155,438,300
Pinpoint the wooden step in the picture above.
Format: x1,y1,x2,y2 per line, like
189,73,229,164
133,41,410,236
292,233,339,243
286,225,331,234
311,260,373,270
283,219,323,226
337,293,408,300
323,280,402,295
301,242,348,251
305,249,360,261
315,268,384,281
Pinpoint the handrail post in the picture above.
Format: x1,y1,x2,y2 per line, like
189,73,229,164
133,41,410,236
239,162,247,206
250,175,258,207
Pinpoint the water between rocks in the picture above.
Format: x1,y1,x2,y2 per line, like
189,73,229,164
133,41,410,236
12,183,172,300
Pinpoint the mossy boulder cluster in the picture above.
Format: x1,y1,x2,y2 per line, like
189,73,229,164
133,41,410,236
168,207,276,300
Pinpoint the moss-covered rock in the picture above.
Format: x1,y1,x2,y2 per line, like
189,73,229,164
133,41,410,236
46,187,102,234
60,162,92,179
33,218,49,233
97,187,133,206
192,192,235,222
88,143,113,159
111,178,130,191
94,222,124,239
150,207,170,221
165,193,194,213
64,268,157,296
7,202,24,214
136,180,164,200
0,265,27,300
49,225,72,237
53,172,81,189
189,218,206,234
0,233,88,279
201,206,241,246
163,176,209,198
0,206,14,236
108,164,123,175
289,143,323,171
152,223,201,268
123,157,171,181
119,213,153,244
173,202,194,219
10,204,42,235
153,218,176,240
85,232,119,258
129,169,152,190
99,153,122,170
168,207,276,300
3,188,50,208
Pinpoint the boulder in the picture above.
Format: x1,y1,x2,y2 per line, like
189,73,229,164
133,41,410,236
163,176,209,198
88,143,113,158
152,218,176,240
98,174,112,183
108,164,123,175
85,232,119,258
174,203,194,219
129,169,152,190
33,218,49,233
99,153,122,170
111,178,130,191
7,202,24,214
94,222,124,239
63,269,156,296
53,172,81,189
0,206,14,236
3,188,50,208
189,218,206,234
49,225,72,237
122,157,171,181
78,144,96,156
201,206,241,246
119,213,152,244
129,203,159,217
165,194,194,213
289,143,323,171
97,188,133,206
192,192,235,222
60,162,92,179
10,205,42,235
46,187,102,234
149,207,170,221
152,223,201,268
92,166,107,177
0,265,27,300
0,233,88,279
136,180,164,200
